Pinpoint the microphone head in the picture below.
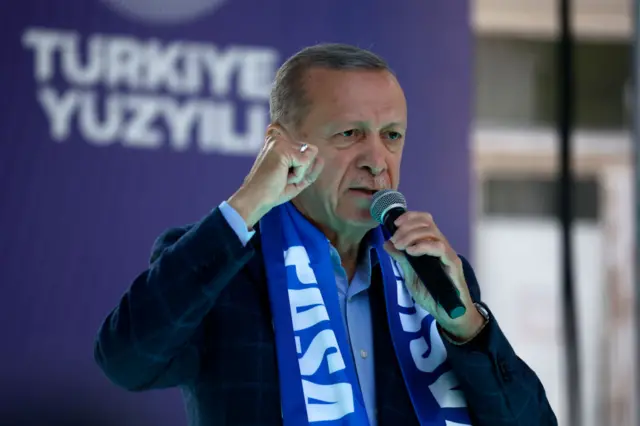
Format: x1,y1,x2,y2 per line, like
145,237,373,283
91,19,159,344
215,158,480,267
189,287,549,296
370,189,407,224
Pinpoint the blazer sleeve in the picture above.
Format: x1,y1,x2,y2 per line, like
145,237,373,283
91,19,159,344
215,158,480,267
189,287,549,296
441,255,558,426
93,207,256,391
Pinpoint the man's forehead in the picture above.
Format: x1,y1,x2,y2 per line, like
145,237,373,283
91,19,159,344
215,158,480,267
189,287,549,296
302,69,406,126
304,67,399,92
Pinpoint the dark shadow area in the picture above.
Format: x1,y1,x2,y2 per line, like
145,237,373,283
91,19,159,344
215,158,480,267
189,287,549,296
0,385,154,426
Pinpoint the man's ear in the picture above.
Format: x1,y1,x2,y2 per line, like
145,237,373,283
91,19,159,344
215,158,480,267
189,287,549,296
265,123,282,139
266,122,297,143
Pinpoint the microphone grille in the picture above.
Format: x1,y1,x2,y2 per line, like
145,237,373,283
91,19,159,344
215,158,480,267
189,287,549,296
370,190,407,224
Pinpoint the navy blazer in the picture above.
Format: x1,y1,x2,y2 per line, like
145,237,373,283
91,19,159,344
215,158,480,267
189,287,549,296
94,207,557,426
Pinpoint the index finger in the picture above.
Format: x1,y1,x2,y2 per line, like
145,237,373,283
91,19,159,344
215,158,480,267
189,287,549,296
394,211,434,226
289,143,318,182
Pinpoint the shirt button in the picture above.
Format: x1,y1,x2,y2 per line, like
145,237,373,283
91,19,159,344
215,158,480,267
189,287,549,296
360,349,368,359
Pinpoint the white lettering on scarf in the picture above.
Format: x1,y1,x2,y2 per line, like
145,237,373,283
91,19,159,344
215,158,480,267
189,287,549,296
284,246,355,422
391,261,467,409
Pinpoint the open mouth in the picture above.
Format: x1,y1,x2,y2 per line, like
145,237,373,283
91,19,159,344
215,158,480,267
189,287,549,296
349,188,377,196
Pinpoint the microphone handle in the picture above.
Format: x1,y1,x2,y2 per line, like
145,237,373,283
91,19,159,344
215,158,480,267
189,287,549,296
383,207,467,319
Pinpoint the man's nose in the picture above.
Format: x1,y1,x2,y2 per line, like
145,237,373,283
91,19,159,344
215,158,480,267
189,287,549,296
356,135,387,176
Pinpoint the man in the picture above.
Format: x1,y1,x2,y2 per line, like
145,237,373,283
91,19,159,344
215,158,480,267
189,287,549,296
94,43,557,426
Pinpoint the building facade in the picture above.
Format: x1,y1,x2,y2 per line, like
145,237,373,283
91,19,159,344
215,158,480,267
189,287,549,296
471,1,635,425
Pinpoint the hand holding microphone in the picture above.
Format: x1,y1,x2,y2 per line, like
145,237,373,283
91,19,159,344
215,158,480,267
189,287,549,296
370,190,486,340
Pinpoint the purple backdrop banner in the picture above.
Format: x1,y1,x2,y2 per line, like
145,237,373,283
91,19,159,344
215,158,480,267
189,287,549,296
0,1,471,425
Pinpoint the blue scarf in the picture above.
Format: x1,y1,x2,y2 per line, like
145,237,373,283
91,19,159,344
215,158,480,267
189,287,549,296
260,202,472,426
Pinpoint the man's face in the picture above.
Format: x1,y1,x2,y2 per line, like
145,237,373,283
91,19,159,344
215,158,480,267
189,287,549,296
291,68,407,232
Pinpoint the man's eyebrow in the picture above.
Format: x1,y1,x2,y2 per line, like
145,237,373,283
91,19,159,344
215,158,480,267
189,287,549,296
325,120,407,131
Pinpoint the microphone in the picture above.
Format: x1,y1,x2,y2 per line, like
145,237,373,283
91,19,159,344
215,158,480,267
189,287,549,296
370,189,467,319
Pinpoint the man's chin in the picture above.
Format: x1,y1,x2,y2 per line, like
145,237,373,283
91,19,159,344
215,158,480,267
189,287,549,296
343,211,378,228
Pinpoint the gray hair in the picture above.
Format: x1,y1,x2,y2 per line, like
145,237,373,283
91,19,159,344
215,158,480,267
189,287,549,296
269,43,392,128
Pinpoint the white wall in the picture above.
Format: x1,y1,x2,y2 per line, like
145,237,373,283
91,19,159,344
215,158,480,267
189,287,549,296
473,0,631,38
473,219,604,426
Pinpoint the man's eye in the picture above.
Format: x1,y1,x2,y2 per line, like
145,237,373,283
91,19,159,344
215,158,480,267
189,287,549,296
339,129,359,138
386,131,402,141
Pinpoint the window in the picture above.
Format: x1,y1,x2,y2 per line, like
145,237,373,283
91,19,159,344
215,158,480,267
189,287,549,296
482,176,600,220
475,36,631,130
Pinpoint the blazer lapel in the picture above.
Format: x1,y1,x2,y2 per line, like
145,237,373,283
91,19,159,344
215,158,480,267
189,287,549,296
370,265,420,425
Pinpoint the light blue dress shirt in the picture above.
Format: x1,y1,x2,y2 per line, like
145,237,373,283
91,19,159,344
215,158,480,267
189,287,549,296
219,201,377,425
